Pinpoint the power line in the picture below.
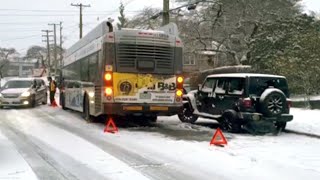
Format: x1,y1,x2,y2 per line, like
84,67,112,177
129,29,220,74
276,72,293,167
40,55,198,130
0,29,45,32
0,24,77,32
0,22,74,25
0,8,141,13
0,34,40,42
0,13,115,17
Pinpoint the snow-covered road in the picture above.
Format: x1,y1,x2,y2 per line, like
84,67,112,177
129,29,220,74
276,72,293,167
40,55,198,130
0,106,320,180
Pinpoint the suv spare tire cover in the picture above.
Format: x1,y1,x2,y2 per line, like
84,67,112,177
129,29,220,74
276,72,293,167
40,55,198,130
259,88,287,117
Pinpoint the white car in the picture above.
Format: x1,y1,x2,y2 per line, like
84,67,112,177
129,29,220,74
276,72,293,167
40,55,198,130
0,78,47,108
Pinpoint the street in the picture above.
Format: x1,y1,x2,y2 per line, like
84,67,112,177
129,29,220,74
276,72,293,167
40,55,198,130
0,105,320,180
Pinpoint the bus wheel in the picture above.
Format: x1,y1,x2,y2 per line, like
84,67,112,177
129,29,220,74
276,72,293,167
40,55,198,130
148,115,157,123
83,95,94,122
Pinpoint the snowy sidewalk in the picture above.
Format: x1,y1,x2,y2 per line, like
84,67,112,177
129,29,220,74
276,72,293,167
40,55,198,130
0,130,38,180
287,108,320,135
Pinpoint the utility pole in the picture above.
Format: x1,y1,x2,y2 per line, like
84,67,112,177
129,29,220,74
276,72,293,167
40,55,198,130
41,30,53,76
162,0,170,26
48,23,59,76
59,22,63,70
71,3,91,39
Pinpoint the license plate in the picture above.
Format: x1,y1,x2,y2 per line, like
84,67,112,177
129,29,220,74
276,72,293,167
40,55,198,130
123,106,143,111
139,93,151,99
150,106,168,111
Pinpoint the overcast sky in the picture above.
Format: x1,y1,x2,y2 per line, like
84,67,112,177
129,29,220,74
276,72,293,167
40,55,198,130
0,0,318,55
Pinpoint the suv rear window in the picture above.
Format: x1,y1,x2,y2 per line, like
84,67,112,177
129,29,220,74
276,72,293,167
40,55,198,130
249,77,289,97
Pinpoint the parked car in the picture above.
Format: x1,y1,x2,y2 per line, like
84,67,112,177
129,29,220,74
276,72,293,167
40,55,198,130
178,73,293,134
0,78,47,108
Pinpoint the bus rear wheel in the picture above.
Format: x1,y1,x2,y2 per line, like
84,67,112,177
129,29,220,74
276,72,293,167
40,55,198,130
83,95,94,122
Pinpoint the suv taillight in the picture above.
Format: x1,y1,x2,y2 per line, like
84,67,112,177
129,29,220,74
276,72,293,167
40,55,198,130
242,98,252,108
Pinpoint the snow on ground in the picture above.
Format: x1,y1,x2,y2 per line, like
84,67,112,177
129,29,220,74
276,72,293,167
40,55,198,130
287,108,320,135
4,109,149,180
1,99,320,180
291,95,320,101
0,130,38,180
36,105,320,179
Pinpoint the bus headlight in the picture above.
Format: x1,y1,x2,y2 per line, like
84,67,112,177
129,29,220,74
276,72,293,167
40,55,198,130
21,91,31,97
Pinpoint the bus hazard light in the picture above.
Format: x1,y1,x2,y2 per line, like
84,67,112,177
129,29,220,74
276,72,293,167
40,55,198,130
104,118,118,133
105,87,113,95
210,128,227,147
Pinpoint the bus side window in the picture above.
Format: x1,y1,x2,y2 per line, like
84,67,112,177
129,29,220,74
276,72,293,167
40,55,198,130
74,82,80,88
88,53,98,82
67,82,74,89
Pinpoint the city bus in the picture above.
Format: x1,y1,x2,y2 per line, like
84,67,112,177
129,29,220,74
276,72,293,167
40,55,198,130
60,21,184,121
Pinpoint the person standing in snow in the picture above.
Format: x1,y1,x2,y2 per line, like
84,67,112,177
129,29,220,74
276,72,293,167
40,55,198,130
48,76,57,106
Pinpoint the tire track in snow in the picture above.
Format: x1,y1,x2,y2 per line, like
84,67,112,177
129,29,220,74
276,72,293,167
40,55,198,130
284,129,320,139
6,108,150,180
30,107,207,180
0,110,76,180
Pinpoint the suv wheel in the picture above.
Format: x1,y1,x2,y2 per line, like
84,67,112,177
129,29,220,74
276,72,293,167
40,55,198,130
219,111,241,133
178,104,198,124
260,88,287,117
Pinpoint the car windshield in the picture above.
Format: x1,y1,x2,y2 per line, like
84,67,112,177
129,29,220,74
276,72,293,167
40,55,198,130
3,80,32,89
249,77,289,97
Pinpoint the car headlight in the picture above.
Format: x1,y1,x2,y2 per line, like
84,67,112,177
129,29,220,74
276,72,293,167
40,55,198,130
21,91,31,97
88,92,95,98
0,93,3,98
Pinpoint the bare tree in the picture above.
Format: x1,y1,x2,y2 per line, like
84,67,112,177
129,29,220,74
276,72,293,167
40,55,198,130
175,0,301,67
126,7,162,29
0,47,17,78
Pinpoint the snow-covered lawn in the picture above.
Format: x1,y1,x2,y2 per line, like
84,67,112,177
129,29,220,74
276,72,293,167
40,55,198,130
287,108,320,135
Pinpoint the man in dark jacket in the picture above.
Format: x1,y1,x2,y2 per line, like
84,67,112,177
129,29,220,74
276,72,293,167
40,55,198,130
48,77,57,106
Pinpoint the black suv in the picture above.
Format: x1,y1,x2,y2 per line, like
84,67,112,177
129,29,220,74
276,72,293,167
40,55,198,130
178,73,293,134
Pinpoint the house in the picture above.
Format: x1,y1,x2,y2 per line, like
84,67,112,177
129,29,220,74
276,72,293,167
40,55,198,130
6,58,38,77
182,41,229,76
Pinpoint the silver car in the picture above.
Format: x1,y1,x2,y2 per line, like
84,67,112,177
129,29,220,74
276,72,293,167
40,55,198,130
0,78,47,108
